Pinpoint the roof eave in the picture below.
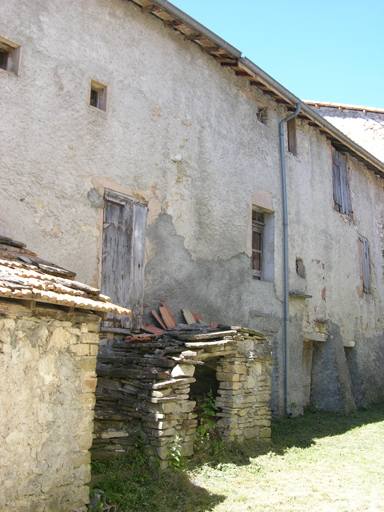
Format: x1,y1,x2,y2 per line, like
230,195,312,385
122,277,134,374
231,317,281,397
128,0,384,176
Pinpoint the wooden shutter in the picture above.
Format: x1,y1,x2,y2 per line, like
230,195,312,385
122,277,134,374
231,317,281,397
332,148,343,212
102,190,147,329
359,235,371,294
332,148,353,218
340,154,353,217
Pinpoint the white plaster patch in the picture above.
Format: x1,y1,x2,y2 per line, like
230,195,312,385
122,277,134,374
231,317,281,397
38,355,60,386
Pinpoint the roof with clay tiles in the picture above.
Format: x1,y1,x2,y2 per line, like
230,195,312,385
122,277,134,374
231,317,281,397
304,101,384,114
0,235,131,317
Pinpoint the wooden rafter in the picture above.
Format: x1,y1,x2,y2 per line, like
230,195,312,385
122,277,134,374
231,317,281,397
127,0,384,178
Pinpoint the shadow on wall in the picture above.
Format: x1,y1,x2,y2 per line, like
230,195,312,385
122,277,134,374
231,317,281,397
143,213,279,327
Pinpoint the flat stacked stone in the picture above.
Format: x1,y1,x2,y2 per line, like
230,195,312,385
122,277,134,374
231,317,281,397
93,325,274,468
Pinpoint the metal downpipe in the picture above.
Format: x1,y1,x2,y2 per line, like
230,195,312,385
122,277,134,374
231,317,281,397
280,103,301,417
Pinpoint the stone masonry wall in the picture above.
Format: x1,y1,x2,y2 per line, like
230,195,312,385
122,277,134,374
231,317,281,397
93,326,274,469
0,301,101,512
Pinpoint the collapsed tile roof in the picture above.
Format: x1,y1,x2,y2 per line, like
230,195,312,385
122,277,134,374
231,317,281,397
0,235,131,316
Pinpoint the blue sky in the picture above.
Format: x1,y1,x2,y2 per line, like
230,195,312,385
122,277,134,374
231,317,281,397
171,0,384,109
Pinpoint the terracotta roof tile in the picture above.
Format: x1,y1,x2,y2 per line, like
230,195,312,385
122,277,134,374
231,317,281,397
0,237,131,317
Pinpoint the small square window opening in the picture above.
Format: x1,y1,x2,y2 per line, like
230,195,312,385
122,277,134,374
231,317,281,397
296,258,306,278
257,107,268,125
89,79,108,112
0,37,21,75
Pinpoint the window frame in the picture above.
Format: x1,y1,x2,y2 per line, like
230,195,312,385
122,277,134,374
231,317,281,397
89,79,108,112
251,210,265,280
0,36,21,75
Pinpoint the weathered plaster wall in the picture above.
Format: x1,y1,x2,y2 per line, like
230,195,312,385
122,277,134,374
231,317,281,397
0,302,100,512
308,106,384,163
285,118,384,413
0,0,284,290
0,0,286,408
1,0,384,417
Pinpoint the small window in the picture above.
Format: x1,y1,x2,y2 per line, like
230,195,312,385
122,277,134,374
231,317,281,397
332,147,353,218
252,210,265,279
89,79,108,111
296,258,306,278
287,118,297,155
0,37,21,75
257,107,268,125
359,235,371,293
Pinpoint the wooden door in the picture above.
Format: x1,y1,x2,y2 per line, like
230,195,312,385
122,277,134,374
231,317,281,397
101,189,147,330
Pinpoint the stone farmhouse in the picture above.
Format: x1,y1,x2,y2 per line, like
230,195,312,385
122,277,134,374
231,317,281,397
2,0,384,423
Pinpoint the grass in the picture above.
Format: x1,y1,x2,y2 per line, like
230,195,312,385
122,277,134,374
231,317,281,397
90,401,384,511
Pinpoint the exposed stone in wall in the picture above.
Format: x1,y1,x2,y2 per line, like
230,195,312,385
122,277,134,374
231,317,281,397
93,326,274,469
0,301,101,512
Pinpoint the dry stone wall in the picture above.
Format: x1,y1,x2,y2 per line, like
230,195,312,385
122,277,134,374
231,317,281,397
0,301,101,512
93,326,274,469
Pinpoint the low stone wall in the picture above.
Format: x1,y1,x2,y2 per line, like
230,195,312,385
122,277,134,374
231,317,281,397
0,300,101,512
93,327,274,469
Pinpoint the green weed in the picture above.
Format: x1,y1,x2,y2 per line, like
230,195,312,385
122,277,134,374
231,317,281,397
196,390,218,436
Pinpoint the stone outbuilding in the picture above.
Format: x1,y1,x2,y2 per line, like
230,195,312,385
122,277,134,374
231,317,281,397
93,326,274,469
0,236,131,512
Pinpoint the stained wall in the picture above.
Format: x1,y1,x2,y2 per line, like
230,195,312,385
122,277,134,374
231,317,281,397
1,0,384,416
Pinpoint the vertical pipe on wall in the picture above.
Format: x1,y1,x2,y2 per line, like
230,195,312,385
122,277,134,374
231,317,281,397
279,103,301,417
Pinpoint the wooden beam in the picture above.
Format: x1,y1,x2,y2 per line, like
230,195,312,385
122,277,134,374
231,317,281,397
94,311,108,320
200,46,219,53
164,19,182,27
184,33,202,41
237,61,293,105
235,71,251,77
142,4,161,13
19,299,36,311
250,84,270,90
221,61,238,67
249,81,266,87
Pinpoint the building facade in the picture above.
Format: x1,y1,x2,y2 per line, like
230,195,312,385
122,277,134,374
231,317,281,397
1,0,384,417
